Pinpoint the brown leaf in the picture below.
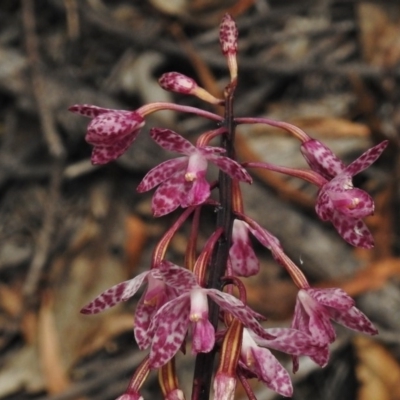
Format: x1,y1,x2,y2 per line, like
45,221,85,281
355,336,400,400
38,291,70,395
357,3,400,68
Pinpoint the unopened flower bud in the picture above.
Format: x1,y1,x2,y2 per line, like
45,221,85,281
159,72,223,105
159,72,197,94
219,14,238,80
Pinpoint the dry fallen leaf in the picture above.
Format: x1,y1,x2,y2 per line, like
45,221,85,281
38,291,71,395
355,336,400,400
357,3,400,68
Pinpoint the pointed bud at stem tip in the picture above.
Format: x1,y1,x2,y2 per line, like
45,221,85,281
219,14,238,80
159,72,223,105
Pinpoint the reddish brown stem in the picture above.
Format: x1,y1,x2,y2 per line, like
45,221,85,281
191,79,237,400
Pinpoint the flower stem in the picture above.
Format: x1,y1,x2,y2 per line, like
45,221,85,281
138,102,224,122
191,80,237,400
234,116,311,142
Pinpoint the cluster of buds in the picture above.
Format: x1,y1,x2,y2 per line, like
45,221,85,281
70,14,387,400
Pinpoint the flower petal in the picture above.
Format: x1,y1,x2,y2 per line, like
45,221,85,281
300,139,345,180
150,128,196,155
68,104,115,118
308,308,336,344
297,290,336,344
229,220,259,277
327,187,374,218
151,173,187,217
315,190,334,221
330,212,374,249
253,328,325,359
207,154,252,183
91,132,138,165
137,157,188,192
134,296,158,350
86,111,144,145
344,141,388,177
191,318,215,353
149,295,190,368
328,306,378,336
80,271,149,314
207,289,275,340
158,261,198,290
250,347,293,397
181,173,210,207
307,288,354,311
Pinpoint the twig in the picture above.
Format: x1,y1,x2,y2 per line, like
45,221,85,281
21,0,65,159
21,0,66,304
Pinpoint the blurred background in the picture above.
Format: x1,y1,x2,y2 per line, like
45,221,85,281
0,0,399,399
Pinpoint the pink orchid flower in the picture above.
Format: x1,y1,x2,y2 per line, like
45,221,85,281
249,140,388,248
69,104,145,165
291,287,377,370
80,269,174,350
137,128,252,217
293,287,378,342
239,327,329,397
147,261,274,369
313,140,388,248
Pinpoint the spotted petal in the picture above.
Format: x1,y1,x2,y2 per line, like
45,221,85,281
81,271,149,314
149,295,191,368
294,291,336,345
328,306,378,336
91,132,138,165
253,328,327,364
344,140,388,177
150,128,196,155
207,154,252,183
86,111,144,145
68,104,116,118
137,157,188,192
159,261,199,290
300,139,345,180
134,295,158,349
307,288,354,310
249,347,292,397
330,212,374,248
207,289,275,340
151,173,188,217
326,187,374,218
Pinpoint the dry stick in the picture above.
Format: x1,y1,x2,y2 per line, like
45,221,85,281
21,0,66,303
